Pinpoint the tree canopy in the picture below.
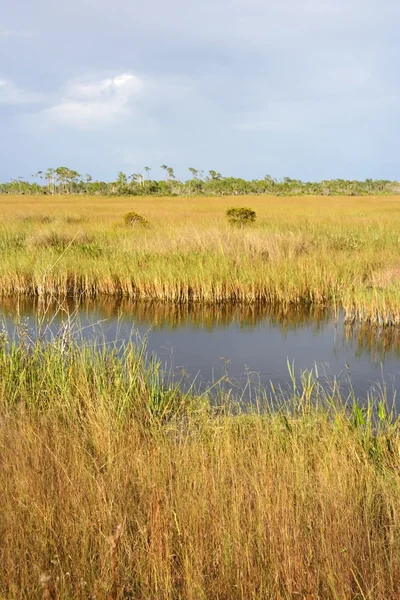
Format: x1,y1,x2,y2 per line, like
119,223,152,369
2,167,399,196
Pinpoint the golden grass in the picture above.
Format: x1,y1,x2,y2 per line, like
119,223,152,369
1,194,400,322
1,330,400,599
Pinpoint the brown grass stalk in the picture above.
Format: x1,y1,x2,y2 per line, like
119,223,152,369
39,572,57,600
108,524,123,600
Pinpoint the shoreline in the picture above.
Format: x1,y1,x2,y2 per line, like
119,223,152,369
0,193,399,325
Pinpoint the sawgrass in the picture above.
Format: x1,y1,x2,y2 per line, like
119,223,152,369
1,323,400,599
1,194,400,323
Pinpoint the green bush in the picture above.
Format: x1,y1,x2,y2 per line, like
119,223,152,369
123,212,149,228
226,207,256,226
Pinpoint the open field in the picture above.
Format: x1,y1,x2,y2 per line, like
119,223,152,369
1,194,400,322
1,329,400,599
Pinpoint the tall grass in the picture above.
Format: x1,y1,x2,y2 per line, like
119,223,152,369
1,320,400,598
1,194,400,322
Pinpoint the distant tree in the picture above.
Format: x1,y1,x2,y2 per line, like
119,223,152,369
55,166,69,193
129,173,144,187
117,172,128,185
84,174,92,194
54,167,80,193
67,169,81,193
45,168,55,195
2,168,400,198
161,165,168,181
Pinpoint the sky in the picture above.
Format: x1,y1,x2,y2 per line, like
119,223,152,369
1,0,400,182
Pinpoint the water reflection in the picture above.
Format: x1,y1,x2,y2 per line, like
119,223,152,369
1,298,400,399
343,322,400,361
0,296,332,332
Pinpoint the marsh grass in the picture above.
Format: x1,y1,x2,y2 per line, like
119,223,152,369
1,194,400,322
26,230,94,251
1,315,400,598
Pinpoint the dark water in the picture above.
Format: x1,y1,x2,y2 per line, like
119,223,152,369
1,298,400,400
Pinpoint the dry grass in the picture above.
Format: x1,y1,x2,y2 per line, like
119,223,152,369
1,194,400,322
1,328,400,599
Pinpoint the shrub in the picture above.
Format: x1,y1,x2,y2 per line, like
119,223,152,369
123,211,149,228
226,207,256,226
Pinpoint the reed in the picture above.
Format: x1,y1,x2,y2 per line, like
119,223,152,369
1,322,400,598
1,194,400,323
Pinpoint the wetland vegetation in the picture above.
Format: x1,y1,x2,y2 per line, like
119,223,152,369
2,321,400,599
1,193,400,323
3,189,400,598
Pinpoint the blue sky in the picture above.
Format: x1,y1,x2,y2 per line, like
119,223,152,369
1,0,399,181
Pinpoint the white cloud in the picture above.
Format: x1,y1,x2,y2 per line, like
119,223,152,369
42,73,144,128
30,71,196,132
0,79,43,105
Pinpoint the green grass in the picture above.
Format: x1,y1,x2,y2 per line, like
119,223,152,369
1,194,400,323
1,320,400,598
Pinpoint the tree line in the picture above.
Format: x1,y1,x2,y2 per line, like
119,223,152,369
1,166,399,196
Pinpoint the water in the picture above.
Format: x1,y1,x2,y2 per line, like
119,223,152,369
1,298,400,400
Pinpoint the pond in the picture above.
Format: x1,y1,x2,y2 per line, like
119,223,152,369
1,298,400,401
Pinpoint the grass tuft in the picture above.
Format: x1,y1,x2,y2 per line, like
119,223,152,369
0,317,400,598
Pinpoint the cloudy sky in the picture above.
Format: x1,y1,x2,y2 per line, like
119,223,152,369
1,0,399,181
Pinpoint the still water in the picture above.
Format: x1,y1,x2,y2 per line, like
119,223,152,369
1,298,400,400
